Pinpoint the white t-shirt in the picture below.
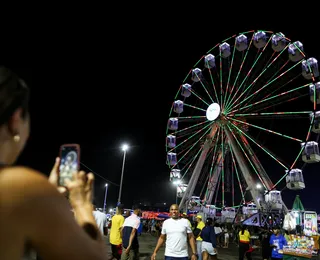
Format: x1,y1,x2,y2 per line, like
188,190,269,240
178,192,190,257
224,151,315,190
161,218,192,257
93,210,108,235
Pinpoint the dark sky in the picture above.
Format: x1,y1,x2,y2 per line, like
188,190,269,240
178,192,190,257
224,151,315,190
7,14,320,213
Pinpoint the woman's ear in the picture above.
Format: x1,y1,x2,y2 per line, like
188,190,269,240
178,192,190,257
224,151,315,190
7,108,23,136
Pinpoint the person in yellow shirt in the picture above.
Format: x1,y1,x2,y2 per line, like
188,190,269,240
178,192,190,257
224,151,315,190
182,212,192,228
109,205,125,260
238,225,252,260
194,215,205,260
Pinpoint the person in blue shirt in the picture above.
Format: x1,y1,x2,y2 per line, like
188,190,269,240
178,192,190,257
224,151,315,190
200,218,217,260
269,226,287,260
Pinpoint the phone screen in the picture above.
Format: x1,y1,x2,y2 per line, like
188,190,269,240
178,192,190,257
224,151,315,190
59,144,80,187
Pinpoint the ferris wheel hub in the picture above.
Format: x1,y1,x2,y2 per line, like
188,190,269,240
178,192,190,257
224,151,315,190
206,103,221,121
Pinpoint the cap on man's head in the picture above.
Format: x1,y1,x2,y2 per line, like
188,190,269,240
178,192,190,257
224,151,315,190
196,215,202,219
182,212,187,216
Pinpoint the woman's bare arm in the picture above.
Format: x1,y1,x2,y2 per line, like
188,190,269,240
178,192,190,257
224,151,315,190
0,167,106,260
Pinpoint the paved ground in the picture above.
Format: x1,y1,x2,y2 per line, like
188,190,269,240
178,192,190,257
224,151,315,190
106,233,263,260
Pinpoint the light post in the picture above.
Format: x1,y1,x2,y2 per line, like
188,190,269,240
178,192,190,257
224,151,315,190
103,183,108,213
118,143,129,205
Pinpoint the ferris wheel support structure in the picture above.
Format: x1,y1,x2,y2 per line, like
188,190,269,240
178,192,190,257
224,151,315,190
205,151,223,204
239,134,274,190
224,126,264,209
179,138,212,211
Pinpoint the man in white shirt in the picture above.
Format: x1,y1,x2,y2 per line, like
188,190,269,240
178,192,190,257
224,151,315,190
92,206,108,236
151,204,197,260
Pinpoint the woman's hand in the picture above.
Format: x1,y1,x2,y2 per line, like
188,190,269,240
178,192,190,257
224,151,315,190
65,171,94,208
48,157,67,195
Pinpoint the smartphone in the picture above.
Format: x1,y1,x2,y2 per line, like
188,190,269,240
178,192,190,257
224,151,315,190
58,144,80,187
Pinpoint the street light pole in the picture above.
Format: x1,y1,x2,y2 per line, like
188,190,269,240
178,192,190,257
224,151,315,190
118,144,128,204
103,184,108,213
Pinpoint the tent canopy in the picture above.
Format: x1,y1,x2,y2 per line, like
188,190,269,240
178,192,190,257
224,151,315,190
292,195,305,211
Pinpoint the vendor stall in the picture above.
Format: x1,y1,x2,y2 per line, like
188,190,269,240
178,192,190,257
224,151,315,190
282,234,316,259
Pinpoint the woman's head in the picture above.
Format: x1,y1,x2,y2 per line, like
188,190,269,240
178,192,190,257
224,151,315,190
206,217,213,226
0,67,30,164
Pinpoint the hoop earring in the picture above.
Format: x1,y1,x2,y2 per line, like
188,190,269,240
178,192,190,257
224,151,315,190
13,135,20,143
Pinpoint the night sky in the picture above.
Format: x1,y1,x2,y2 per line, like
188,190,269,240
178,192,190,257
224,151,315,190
7,14,320,213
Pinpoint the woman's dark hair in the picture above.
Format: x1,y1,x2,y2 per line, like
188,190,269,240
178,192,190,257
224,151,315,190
241,225,247,235
206,217,213,226
0,67,29,126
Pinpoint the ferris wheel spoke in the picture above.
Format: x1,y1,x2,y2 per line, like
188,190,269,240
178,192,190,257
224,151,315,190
233,111,312,119
189,88,211,106
207,66,220,104
225,45,292,113
251,94,308,113
227,59,304,113
183,103,207,112
174,120,210,136
229,122,289,170
168,122,212,153
180,147,203,181
233,54,292,112
230,146,245,201
222,38,237,111
170,127,211,169
226,124,268,190
228,117,304,142
240,73,301,112
287,115,315,171
194,73,215,104
228,83,309,114
175,121,212,140
224,36,272,112
224,34,255,108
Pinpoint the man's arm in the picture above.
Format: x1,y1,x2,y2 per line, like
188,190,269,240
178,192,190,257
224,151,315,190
126,228,137,250
151,234,166,260
188,233,197,255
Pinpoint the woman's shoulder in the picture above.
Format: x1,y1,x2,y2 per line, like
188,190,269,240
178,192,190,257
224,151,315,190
0,166,47,185
0,166,55,204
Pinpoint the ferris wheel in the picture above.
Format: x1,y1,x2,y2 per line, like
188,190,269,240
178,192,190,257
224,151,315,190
166,30,320,215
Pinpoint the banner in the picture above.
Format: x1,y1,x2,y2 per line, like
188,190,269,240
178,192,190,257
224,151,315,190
304,211,318,236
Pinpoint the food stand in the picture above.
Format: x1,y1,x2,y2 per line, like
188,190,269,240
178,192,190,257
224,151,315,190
282,234,318,259
282,196,319,259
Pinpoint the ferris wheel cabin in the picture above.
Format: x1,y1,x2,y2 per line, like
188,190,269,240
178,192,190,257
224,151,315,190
311,111,320,133
253,31,267,49
301,141,320,163
167,152,177,166
285,169,305,190
219,42,231,58
168,118,178,131
271,32,286,52
265,190,283,210
166,134,176,148
302,58,319,80
235,34,248,51
288,41,304,62
173,100,184,113
309,82,320,104
204,54,216,68
181,83,192,97
170,169,181,184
